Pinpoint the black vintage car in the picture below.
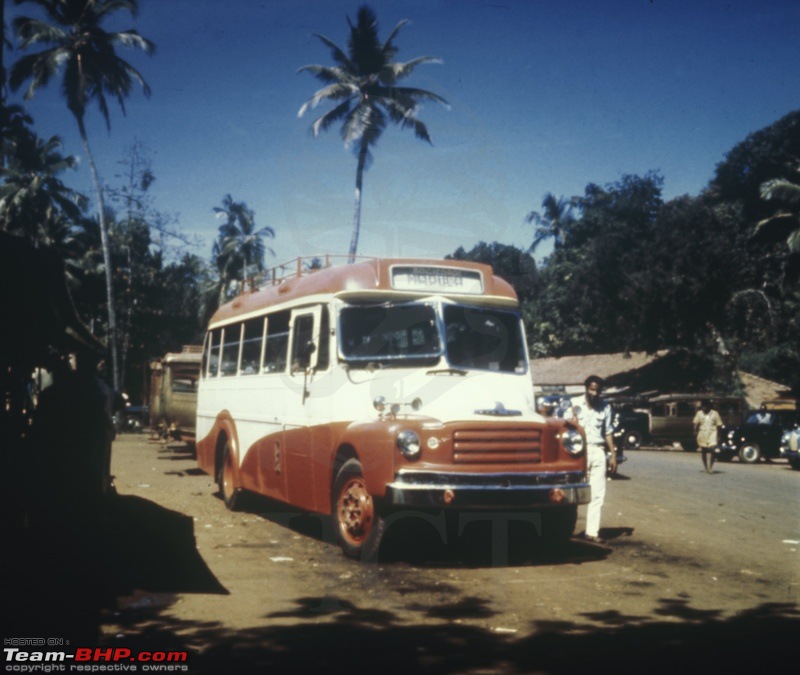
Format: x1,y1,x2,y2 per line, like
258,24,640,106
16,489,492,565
718,409,800,464
613,408,650,449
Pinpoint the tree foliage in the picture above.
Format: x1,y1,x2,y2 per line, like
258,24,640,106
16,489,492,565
212,194,274,304
709,110,800,222
466,113,800,394
525,192,576,254
449,241,538,303
9,0,156,390
0,128,85,247
298,4,447,261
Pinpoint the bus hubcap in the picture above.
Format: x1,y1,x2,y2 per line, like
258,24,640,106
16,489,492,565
338,478,374,543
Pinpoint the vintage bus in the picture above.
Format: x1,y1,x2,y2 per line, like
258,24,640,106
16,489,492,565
147,346,203,445
196,257,589,559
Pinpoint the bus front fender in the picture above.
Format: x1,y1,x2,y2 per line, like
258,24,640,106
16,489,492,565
334,420,405,499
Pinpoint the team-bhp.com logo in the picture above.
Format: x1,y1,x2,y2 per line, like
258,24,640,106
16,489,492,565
4,644,189,672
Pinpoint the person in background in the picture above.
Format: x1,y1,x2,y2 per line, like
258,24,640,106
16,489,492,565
566,375,615,543
754,404,773,424
693,399,723,474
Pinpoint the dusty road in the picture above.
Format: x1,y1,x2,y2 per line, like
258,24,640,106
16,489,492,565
99,434,799,674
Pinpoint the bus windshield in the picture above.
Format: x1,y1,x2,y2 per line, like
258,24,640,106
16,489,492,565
339,303,441,363
339,302,527,373
444,305,527,374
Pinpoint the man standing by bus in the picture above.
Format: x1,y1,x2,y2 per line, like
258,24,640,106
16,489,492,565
566,375,616,543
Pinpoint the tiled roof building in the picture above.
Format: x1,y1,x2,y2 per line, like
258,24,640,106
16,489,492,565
530,349,794,410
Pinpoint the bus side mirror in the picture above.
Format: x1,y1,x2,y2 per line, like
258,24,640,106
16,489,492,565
291,341,317,375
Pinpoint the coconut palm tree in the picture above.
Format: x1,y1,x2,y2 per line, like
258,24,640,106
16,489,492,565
0,131,85,244
298,5,447,262
9,0,155,389
1,101,34,168
213,194,274,303
526,193,577,254
758,171,800,254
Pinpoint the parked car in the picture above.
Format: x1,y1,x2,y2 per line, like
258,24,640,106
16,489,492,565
114,403,148,433
613,408,650,449
648,394,744,450
781,426,800,470
718,409,800,464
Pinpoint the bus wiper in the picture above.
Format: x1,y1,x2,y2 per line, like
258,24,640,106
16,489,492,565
426,367,468,376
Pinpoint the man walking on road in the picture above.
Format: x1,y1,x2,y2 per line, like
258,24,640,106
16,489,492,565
694,399,723,474
566,375,616,543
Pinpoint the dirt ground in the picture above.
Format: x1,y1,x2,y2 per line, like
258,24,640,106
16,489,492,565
88,433,800,674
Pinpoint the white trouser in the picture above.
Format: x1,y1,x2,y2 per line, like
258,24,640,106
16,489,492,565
586,444,607,538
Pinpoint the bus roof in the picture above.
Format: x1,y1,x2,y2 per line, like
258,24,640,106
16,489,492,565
162,350,203,364
209,257,519,327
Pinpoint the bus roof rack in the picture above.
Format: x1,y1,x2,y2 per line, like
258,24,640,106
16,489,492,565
248,255,377,291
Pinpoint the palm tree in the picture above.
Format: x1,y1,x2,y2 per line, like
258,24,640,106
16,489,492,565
1,101,34,168
757,170,800,254
9,0,155,390
0,131,85,244
526,193,577,254
298,5,447,262
213,194,274,303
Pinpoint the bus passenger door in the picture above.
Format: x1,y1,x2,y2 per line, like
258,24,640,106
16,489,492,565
284,307,323,510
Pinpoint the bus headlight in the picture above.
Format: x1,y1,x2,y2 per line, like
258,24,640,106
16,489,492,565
561,428,585,456
397,430,421,459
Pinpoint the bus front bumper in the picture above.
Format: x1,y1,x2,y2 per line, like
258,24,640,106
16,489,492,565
386,470,590,509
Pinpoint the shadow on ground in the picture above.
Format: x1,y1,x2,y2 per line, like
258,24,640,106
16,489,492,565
5,490,227,641
106,595,799,675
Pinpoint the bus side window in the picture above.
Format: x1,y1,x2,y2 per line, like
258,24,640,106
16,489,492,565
220,325,240,376
240,317,265,375
207,329,222,378
264,312,290,373
172,365,197,392
316,307,330,371
291,314,316,371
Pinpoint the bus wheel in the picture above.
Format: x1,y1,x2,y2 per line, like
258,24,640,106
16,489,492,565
218,442,242,511
332,459,385,561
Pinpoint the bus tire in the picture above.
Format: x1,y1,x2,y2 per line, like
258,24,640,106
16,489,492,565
218,441,242,511
332,459,385,561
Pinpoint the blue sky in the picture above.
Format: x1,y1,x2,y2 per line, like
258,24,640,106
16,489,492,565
5,0,800,265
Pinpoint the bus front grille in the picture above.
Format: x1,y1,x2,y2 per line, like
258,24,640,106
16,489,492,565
453,428,542,464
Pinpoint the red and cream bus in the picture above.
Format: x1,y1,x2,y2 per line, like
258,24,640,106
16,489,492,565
196,256,588,559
